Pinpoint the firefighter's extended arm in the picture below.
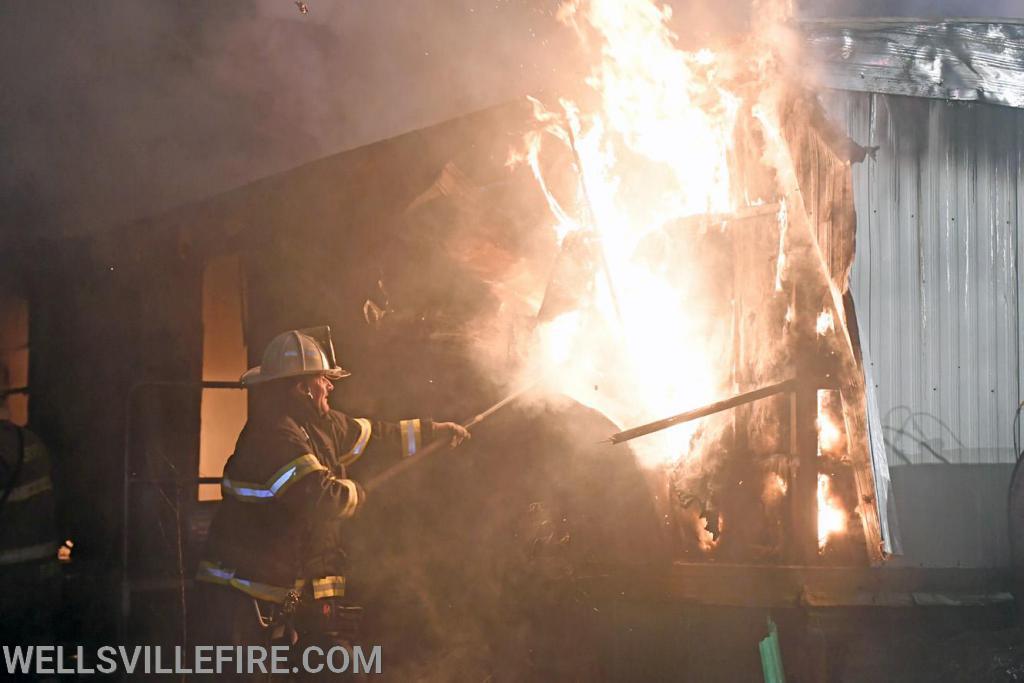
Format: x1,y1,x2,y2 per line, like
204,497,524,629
323,413,434,478
326,413,469,478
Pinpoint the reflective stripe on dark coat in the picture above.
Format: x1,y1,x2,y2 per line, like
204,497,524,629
200,392,432,596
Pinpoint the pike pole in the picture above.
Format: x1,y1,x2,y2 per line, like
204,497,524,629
364,381,537,493
603,379,796,445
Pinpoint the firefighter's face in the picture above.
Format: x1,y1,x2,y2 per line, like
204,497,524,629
304,374,334,415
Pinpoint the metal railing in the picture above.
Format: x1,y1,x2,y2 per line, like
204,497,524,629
119,379,243,642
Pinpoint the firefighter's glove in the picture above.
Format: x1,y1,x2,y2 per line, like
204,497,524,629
434,421,471,448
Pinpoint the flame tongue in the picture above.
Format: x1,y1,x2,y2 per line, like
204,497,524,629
572,0,739,220
509,0,857,557
516,0,762,466
817,474,847,549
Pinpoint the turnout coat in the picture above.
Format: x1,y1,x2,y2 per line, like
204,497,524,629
199,393,432,603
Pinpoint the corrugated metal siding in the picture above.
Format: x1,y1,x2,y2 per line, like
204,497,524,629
802,20,1024,110
819,91,1023,567
822,91,1023,467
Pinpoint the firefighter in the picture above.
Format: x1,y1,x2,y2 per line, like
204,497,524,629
0,362,61,646
194,327,468,670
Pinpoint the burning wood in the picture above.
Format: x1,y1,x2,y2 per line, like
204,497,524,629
394,0,883,564
496,0,881,564
817,474,848,549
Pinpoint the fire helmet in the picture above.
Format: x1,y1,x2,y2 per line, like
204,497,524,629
241,326,350,386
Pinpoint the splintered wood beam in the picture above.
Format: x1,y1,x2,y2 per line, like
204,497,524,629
756,92,885,564
790,376,821,564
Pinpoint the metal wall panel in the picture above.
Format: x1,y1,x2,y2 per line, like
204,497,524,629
802,20,1024,110
820,91,1023,567
823,91,1022,467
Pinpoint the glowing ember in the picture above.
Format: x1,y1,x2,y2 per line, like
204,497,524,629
816,393,843,455
762,472,788,505
815,310,834,336
689,508,720,551
817,473,847,549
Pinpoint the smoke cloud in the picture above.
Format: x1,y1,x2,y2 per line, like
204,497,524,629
0,1,584,239
2,1,1016,244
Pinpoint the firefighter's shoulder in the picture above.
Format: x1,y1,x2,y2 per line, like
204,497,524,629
224,415,320,486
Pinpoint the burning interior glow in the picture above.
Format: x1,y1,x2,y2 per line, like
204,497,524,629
816,390,849,548
763,473,788,504
817,473,847,549
817,390,843,455
815,309,835,336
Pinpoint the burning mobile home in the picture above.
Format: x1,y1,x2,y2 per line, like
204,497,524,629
2,2,1022,680
477,0,887,566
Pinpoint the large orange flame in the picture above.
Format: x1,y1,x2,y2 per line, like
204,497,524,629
514,0,777,467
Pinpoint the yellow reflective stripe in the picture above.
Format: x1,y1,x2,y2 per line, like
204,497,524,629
399,419,422,458
312,575,346,599
338,418,372,467
7,475,52,503
338,479,361,518
221,453,326,503
196,561,306,604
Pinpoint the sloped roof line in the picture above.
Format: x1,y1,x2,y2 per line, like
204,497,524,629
800,18,1024,109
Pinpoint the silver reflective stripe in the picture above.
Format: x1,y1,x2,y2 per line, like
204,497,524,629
222,479,275,500
0,541,56,565
400,419,422,458
221,454,326,503
196,560,306,603
200,564,234,582
7,475,52,503
226,466,297,499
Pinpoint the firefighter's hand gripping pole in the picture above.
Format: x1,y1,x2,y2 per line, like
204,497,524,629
364,382,537,493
